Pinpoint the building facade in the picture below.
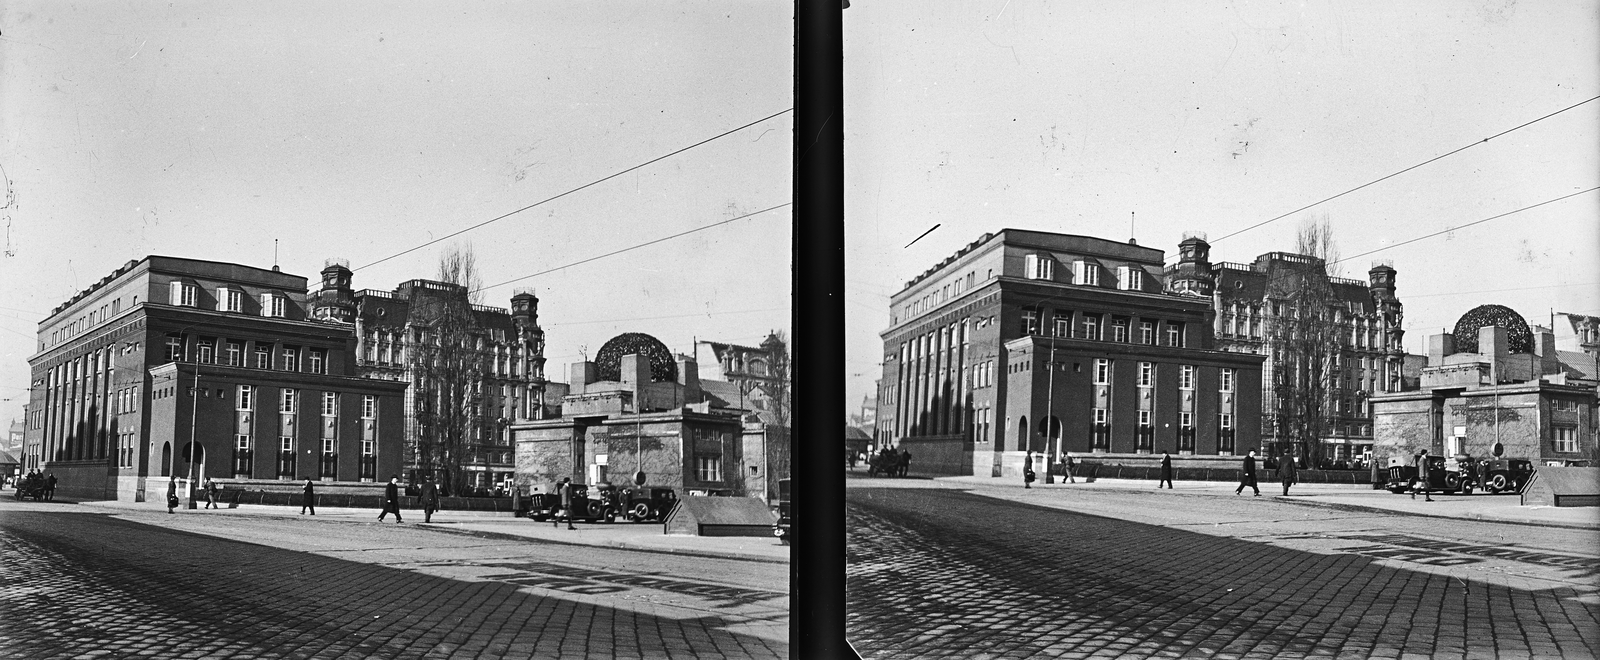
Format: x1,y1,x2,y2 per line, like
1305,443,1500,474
24,256,408,501
1371,306,1598,466
1194,239,1406,464
308,262,547,493
876,229,1265,478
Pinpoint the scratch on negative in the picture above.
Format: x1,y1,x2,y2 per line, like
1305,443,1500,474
128,39,148,60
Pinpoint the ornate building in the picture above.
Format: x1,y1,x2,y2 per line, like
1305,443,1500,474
694,333,788,422
877,229,1265,479
1189,237,1406,464
24,256,408,501
309,261,546,493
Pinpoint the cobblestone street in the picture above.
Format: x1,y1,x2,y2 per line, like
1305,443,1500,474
0,503,786,659
846,482,1600,659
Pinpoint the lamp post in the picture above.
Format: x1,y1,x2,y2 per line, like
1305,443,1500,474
1042,338,1058,484
186,363,201,509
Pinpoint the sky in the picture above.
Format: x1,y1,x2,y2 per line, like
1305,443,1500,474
844,0,1600,419
0,1,794,426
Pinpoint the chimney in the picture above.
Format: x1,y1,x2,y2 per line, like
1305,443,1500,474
1427,333,1455,364
569,361,597,395
676,354,702,403
1535,325,1560,376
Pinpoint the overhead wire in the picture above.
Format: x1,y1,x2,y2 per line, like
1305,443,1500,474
352,108,794,272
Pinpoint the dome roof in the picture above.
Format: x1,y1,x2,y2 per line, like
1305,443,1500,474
595,332,678,383
1452,304,1534,354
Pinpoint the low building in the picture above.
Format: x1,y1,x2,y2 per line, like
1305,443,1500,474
1371,305,1598,467
23,256,408,501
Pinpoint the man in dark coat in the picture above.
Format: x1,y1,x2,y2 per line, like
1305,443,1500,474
1023,451,1035,489
421,478,440,523
899,448,912,477
44,473,56,502
204,478,219,509
1235,450,1260,496
1158,452,1174,489
554,477,576,530
378,475,403,522
301,478,316,515
1277,454,1298,496
166,479,179,513
1412,449,1434,502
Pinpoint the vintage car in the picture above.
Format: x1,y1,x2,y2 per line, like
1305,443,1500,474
772,478,791,545
619,487,678,522
525,483,620,523
12,474,45,501
1387,456,1477,495
868,450,903,477
1478,458,1534,494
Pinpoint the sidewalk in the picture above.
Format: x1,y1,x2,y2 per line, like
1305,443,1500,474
70,497,792,564
918,474,1600,530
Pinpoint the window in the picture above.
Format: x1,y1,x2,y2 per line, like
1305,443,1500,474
363,395,376,419
1180,365,1195,390
237,434,251,451
1074,261,1100,286
1221,368,1235,393
280,436,293,453
696,456,723,482
1080,315,1100,341
1180,412,1193,428
362,439,375,456
170,281,197,307
1118,265,1144,291
1025,253,1055,280
196,340,215,364
308,349,325,375
1220,413,1234,429
1138,410,1152,426
255,345,271,369
1053,314,1071,338
322,437,335,454
1554,399,1579,412
224,288,244,313
322,392,338,416
237,385,253,410
1094,359,1111,385
1022,309,1040,335
1138,362,1153,387
166,335,185,362
282,347,299,372
226,341,243,367
1112,318,1129,343
1167,323,1184,347
1093,408,1108,425
1140,321,1155,345
1554,427,1577,453
281,388,297,413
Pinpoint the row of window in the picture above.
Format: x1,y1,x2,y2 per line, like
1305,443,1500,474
50,297,133,346
169,281,293,318
166,335,328,374
1023,311,1187,347
1024,254,1148,291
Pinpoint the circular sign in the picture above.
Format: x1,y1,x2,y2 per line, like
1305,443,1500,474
1492,442,1504,458
633,470,647,486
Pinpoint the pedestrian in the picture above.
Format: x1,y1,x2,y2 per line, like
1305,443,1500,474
847,451,858,470
421,478,440,523
204,477,218,509
300,480,316,515
1023,451,1035,489
166,479,179,514
1063,453,1076,484
554,477,576,530
1277,453,1298,496
899,448,912,477
378,475,403,522
1158,452,1174,489
1235,450,1260,496
1411,449,1434,502
44,472,56,502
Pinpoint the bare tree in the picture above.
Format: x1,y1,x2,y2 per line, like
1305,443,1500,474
407,243,486,495
1264,217,1342,465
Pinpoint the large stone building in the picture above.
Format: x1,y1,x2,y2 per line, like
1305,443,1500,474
23,256,408,501
308,261,547,493
511,333,777,497
1193,239,1407,463
1371,305,1598,466
876,229,1265,479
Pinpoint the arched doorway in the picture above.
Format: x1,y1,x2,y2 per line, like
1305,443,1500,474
1047,416,1063,457
1017,416,1028,454
161,442,172,477
182,442,206,481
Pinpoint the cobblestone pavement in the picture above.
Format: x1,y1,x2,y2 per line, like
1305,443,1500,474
846,485,1600,660
0,503,786,659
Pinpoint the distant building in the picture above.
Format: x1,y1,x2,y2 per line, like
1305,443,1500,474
512,332,784,499
876,229,1265,479
1371,305,1597,466
308,261,547,492
4,417,22,454
1201,245,1406,464
695,333,788,424
24,256,408,501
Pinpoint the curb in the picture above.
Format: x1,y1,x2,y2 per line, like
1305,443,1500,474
1270,496,1600,531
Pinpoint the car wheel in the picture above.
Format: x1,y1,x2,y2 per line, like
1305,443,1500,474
631,503,651,521
1489,474,1509,492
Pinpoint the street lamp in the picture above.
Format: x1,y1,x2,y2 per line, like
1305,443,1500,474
1042,338,1058,484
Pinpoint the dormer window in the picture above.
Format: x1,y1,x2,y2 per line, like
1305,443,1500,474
1074,261,1100,286
1024,253,1055,281
170,281,197,307
221,287,244,313
261,292,287,318
1117,266,1144,291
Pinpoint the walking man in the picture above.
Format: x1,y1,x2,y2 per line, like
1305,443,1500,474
1063,453,1076,484
1235,450,1260,496
301,478,316,515
899,448,912,477
1158,452,1174,489
1023,451,1035,489
554,477,576,530
421,478,440,523
1412,449,1434,502
1277,454,1298,496
378,475,403,522
44,472,56,502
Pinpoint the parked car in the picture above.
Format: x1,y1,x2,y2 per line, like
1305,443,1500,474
12,474,45,501
524,483,618,523
619,487,678,522
1478,458,1534,494
1387,456,1477,495
772,478,791,545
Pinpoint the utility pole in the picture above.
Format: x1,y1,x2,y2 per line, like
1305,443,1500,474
1043,339,1057,484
